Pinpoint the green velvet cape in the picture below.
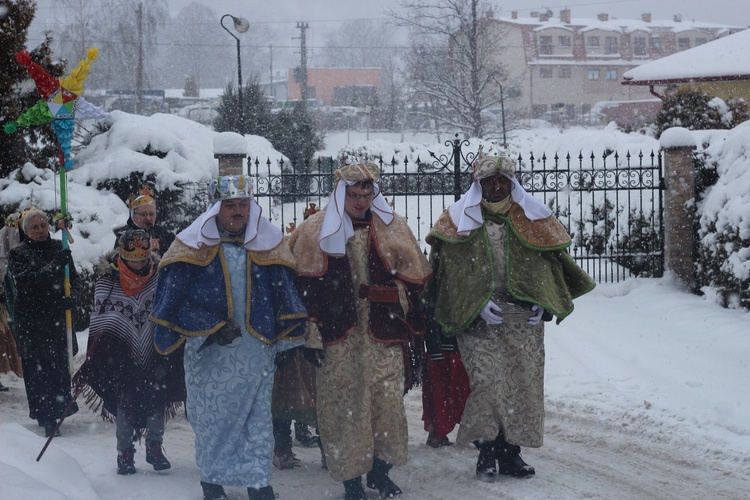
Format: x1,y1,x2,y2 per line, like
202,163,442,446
425,210,596,334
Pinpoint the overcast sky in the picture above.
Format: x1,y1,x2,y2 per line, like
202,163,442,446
30,0,750,37
25,0,749,89
160,0,749,27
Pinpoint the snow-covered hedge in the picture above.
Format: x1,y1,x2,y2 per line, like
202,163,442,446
694,122,750,309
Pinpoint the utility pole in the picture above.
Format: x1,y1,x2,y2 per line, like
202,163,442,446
269,44,274,100
135,2,143,115
296,22,309,102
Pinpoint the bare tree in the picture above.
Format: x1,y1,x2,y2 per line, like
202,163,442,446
57,0,168,91
320,20,397,69
157,3,227,89
56,0,98,66
390,0,505,138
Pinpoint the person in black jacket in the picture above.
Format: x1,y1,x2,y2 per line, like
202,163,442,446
113,185,175,257
7,207,80,437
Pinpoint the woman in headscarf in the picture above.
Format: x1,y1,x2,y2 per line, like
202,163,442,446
7,207,80,437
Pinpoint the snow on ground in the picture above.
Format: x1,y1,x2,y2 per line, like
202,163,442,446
2,277,749,499
1,117,748,498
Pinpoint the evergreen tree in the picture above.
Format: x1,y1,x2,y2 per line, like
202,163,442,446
213,78,273,137
654,90,750,136
1,1,65,177
269,103,324,167
214,82,324,171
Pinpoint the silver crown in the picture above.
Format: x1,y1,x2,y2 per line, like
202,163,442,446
208,175,253,202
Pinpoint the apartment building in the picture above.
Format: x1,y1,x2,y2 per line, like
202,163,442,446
485,9,744,123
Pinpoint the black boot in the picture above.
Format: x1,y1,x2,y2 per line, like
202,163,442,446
44,421,60,438
496,432,535,478
247,485,276,499
145,440,172,470
294,422,319,447
474,440,497,481
117,447,136,475
343,477,367,500
366,457,403,498
201,481,227,500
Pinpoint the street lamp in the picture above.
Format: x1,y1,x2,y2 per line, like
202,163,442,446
220,14,250,132
492,77,508,147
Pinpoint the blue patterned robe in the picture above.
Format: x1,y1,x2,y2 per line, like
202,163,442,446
150,240,306,487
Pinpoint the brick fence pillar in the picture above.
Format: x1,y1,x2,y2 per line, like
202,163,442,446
660,128,697,290
213,132,248,176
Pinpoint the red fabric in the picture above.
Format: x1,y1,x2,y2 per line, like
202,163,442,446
421,352,471,438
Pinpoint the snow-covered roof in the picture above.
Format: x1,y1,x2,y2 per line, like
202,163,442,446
496,14,741,33
622,29,750,84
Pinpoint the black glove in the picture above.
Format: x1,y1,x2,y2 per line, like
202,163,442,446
301,347,324,367
60,296,76,310
213,324,242,346
56,248,72,266
275,349,295,367
197,324,242,353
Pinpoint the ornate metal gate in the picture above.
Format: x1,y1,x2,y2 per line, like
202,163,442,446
188,137,664,284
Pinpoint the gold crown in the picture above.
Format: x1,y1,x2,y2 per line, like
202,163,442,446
119,229,152,261
127,185,156,210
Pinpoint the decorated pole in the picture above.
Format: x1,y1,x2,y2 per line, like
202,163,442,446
3,48,108,375
59,166,74,374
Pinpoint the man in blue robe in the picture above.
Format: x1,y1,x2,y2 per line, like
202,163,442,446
150,175,307,500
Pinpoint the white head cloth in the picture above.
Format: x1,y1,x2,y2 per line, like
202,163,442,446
448,151,553,236
177,199,282,252
319,179,394,257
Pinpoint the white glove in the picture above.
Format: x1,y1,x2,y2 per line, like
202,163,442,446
480,300,503,325
528,304,544,325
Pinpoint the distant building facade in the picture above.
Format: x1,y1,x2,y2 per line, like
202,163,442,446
483,10,744,125
287,68,380,107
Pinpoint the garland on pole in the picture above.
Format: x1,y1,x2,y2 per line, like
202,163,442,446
3,48,109,376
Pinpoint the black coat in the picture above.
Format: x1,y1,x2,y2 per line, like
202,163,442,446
8,237,80,358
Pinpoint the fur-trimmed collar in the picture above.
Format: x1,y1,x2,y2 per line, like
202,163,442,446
289,208,432,283
428,203,571,250
159,236,297,269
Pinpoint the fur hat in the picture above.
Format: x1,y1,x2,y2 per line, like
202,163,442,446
208,175,253,203
334,162,380,184
20,206,47,233
127,185,156,211
119,229,152,261
472,148,516,180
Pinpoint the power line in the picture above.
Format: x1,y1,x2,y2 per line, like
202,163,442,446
26,36,528,51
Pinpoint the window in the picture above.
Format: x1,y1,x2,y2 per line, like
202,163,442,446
540,67,553,78
558,67,571,78
633,37,647,56
605,69,618,80
539,35,553,54
586,36,600,48
695,37,708,46
605,36,619,54
558,35,571,47
678,38,690,50
587,69,600,80
651,36,661,50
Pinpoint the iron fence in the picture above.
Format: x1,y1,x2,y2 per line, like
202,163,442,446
183,137,664,284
